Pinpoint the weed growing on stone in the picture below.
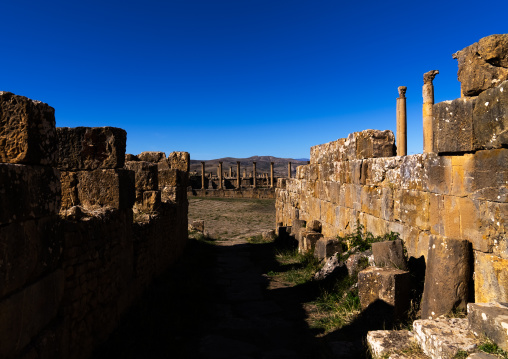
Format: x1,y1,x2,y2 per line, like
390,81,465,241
452,350,469,359
478,337,508,358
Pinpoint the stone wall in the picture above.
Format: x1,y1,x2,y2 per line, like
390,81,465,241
189,188,276,199
0,92,189,358
276,75,507,302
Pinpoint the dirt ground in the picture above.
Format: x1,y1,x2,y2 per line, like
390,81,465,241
188,197,276,240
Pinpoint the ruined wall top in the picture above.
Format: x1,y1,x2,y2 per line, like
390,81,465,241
310,129,395,165
453,34,508,97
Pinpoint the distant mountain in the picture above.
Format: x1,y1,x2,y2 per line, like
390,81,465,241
189,156,308,177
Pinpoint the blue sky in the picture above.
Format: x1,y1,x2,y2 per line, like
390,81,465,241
2,1,507,160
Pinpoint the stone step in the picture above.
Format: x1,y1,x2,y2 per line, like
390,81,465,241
413,317,477,359
467,302,508,351
367,330,430,359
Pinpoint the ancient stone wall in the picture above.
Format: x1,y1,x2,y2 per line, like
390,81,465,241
276,84,507,303
0,92,189,358
189,188,276,199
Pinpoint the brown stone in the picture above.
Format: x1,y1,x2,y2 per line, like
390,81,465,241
60,168,135,210
358,267,411,320
0,164,61,225
0,92,57,166
302,232,323,253
421,237,471,319
168,151,190,172
474,252,508,303
137,151,166,163
0,217,62,297
137,190,161,212
125,153,139,161
0,270,64,358
355,130,395,159
307,219,322,232
433,97,476,153
472,79,508,150
468,302,508,351
372,240,408,270
453,34,508,97
314,238,342,261
56,127,126,170
125,161,159,192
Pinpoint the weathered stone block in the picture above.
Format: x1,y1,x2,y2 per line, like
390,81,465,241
367,330,417,359
469,148,508,202
0,92,57,166
372,240,407,270
302,232,323,253
358,267,410,320
168,151,190,172
0,216,62,297
56,127,126,170
314,238,342,261
413,318,477,359
355,129,395,159
474,252,508,303
136,190,161,212
137,151,166,163
0,270,64,358
472,80,508,150
433,97,476,153
399,190,430,231
453,34,508,97
125,161,158,192
421,237,471,319
468,302,508,351
60,168,135,210
0,164,61,225
307,219,322,232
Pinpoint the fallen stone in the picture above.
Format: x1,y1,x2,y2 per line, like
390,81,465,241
0,164,61,225
314,238,343,261
474,252,508,303
190,220,205,233
302,232,323,253
413,317,477,359
358,267,410,320
0,92,57,166
453,34,508,97
314,254,345,281
137,151,166,163
421,237,471,319
472,79,508,150
372,240,408,270
433,97,476,153
56,127,126,170
307,219,322,232
367,330,420,359
345,250,373,276
262,229,276,241
467,302,508,351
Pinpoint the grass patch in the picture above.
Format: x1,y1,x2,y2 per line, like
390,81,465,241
478,337,508,358
268,247,321,285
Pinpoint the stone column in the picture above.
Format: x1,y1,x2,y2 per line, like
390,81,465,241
201,161,205,189
270,162,274,188
396,86,407,156
253,162,257,188
243,168,246,178
219,161,223,189
229,167,232,178
236,161,241,189
288,162,292,178
423,70,439,153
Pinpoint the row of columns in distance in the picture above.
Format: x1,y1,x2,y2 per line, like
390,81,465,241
200,161,294,189
396,70,439,156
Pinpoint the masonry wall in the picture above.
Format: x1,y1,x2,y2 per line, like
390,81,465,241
276,81,508,304
189,188,276,199
0,92,189,359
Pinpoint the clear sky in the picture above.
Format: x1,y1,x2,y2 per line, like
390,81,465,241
2,0,507,160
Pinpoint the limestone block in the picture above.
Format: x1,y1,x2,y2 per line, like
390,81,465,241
474,252,508,303
469,149,507,202
307,219,322,232
413,318,477,359
479,201,508,259
125,153,139,161
56,127,126,170
453,34,508,97
399,190,430,231
355,129,395,159
277,178,287,189
433,97,476,153
60,168,135,210
125,161,158,192
302,232,322,253
425,154,452,195
0,270,64,358
0,216,62,297
314,238,342,261
367,330,418,359
358,267,410,320
168,151,190,172
468,302,508,351
0,164,61,225
0,92,57,166
137,151,166,163
136,190,161,212
421,237,471,319
372,240,408,270
400,155,426,191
